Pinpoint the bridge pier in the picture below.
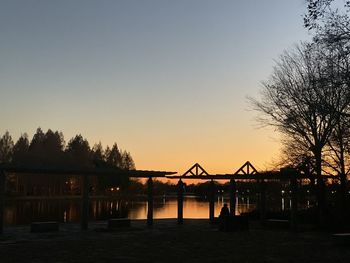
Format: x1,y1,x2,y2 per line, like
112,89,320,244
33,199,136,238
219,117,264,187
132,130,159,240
177,179,184,224
229,179,236,216
147,177,153,226
209,179,215,223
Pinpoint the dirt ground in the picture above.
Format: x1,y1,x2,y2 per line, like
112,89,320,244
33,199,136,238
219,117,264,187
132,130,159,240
0,219,349,263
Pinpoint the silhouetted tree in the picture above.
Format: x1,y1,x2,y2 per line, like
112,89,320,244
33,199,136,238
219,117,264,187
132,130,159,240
26,128,66,167
43,129,65,166
279,136,316,175
0,131,14,163
324,113,350,219
12,133,29,165
28,127,46,166
304,1,350,220
106,143,122,168
104,146,111,162
1,128,135,194
121,151,136,170
304,0,350,30
251,42,350,221
305,0,350,55
92,142,104,166
65,134,92,168
96,144,130,191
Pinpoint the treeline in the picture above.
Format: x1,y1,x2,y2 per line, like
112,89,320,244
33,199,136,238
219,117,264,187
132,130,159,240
0,128,135,195
0,128,135,170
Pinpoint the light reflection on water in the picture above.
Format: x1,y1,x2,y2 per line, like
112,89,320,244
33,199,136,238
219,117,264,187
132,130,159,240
4,195,298,226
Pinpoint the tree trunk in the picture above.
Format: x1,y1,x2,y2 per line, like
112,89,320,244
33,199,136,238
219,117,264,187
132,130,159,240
314,148,326,227
338,140,347,227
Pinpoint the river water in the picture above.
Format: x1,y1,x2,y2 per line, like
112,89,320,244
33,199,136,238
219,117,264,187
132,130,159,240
4,195,297,226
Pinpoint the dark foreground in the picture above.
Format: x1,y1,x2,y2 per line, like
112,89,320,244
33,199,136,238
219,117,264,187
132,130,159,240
0,219,349,263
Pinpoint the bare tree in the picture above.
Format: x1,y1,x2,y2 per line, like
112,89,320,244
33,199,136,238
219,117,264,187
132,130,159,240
279,136,316,176
304,0,350,221
250,42,350,220
304,0,350,31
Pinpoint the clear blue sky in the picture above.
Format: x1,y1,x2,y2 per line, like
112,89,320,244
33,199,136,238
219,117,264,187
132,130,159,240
0,0,310,173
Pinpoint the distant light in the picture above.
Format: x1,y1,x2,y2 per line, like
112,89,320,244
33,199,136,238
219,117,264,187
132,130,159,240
116,187,120,191
281,190,285,194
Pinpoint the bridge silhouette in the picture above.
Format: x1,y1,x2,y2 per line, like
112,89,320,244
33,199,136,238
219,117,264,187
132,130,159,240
0,161,336,233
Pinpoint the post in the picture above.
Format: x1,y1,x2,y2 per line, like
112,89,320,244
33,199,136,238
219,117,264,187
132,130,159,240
290,174,298,231
177,179,184,224
0,171,5,234
209,179,215,223
81,174,89,230
259,179,266,225
147,177,153,226
229,179,236,216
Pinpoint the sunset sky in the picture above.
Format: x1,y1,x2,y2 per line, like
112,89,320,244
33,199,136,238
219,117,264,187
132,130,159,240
0,1,310,174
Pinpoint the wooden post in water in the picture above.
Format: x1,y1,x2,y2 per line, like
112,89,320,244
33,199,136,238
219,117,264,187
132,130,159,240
259,179,266,225
0,171,5,234
209,179,215,223
147,177,153,226
290,174,298,231
81,174,89,230
177,179,184,224
229,179,236,216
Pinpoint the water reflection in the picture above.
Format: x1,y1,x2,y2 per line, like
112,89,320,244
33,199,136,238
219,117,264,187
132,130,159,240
4,195,306,226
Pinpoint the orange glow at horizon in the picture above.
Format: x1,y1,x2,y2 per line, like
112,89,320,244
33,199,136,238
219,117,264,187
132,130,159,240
115,125,282,180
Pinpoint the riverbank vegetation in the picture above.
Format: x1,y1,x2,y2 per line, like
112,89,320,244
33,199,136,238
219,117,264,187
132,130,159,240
0,128,135,194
